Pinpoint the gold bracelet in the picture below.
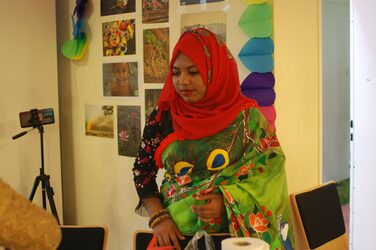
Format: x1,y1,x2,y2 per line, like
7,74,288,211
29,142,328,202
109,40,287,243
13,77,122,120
150,213,171,229
148,209,169,227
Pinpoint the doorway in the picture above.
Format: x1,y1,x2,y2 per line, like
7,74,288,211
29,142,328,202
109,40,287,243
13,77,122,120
322,0,350,233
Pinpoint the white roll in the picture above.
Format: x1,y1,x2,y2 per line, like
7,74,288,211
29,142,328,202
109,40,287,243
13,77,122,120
221,237,270,250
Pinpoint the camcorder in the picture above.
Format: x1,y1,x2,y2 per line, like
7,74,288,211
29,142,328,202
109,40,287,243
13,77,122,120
19,108,55,128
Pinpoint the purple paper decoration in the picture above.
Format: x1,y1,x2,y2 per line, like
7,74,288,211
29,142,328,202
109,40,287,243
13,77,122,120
241,72,276,106
241,72,275,90
242,88,275,106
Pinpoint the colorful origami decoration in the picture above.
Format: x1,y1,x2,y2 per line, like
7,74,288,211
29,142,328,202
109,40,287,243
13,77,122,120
61,0,89,60
238,3,272,38
238,1,277,127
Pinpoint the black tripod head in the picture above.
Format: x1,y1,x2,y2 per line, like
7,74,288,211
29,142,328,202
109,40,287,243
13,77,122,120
20,108,55,128
12,108,54,140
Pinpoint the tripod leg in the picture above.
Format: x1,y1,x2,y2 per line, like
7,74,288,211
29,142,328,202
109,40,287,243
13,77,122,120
43,175,60,224
41,180,47,209
29,176,41,202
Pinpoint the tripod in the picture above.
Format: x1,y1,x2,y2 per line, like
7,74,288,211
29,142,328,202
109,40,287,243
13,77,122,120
13,124,60,224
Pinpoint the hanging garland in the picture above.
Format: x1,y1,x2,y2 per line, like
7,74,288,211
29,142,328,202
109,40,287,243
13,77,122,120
238,0,276,128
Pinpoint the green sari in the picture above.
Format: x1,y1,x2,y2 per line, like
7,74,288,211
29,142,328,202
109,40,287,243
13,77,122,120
159,107,294,250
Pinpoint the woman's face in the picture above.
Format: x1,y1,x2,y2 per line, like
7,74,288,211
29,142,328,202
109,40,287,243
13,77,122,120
172,53,207,103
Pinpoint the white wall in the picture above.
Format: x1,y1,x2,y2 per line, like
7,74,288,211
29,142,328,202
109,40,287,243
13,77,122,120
351,0,376,249
0,0,62,219
322,0,350,182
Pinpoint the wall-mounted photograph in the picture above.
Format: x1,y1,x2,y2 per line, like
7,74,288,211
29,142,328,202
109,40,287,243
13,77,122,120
180,0,224,5
181,11,226,41
143,28,169,83
85,105,114,138
103,62,138,97
117,105,141,157
102,19,136,56
142,0,169,23
100,0,136,16
145,89,162,118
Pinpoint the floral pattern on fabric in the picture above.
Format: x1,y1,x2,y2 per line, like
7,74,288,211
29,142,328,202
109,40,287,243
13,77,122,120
132,108,172,203
157,107,294,249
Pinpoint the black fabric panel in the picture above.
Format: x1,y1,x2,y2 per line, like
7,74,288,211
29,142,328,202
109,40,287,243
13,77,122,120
135,232,231,250
58,227,105,250
296,183,346,249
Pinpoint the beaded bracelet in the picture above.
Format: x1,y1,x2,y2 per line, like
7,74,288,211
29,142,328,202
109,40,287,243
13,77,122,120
149,213,171,229
149,209,168,225
148,209,170,228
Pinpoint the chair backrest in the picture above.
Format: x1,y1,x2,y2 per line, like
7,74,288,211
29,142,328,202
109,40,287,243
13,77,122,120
57,225,108,250
289,181,348,250
133,230,231,250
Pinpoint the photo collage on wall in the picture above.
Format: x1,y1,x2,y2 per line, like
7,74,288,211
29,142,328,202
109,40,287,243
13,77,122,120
87,0,228,159
84,0,170,158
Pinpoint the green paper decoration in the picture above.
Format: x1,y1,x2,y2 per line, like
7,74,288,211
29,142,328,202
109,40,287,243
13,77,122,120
240,20,272,38
239,3,273,38
61,32,88,60
239,3,272,23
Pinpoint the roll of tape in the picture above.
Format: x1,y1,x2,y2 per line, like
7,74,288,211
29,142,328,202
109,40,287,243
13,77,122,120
221,237,269,250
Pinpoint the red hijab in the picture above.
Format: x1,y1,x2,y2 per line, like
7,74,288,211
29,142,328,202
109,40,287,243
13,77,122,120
157,28,256,140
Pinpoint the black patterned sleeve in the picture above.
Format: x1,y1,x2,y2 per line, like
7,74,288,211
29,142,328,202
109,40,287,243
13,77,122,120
132,108,172,206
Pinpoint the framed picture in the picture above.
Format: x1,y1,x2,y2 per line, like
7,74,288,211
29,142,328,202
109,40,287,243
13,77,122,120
100,0,136,16
143,28,169,83
145,89,162,118
181,11,226,41
117,106,141,157
85,105,114,138
102,19,136,56
103,62,139,97
142,0,169,23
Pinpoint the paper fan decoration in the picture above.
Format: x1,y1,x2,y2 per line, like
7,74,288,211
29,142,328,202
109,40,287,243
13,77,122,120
61,0,89,60
241,72,275,89
239,38,274,55
238,38,274,72
238,1,277,127
238,3,272,38
259,105,276,127
241,88,275,106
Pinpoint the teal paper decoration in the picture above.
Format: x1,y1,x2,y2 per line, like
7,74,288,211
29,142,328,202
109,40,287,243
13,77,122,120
239,55,274,73
238,38,274,72
239,38,274,55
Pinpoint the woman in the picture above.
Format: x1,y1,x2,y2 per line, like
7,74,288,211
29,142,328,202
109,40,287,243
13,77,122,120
133,28,294,250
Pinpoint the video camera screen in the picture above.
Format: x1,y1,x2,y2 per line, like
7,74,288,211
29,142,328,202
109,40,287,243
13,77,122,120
19,108,55,128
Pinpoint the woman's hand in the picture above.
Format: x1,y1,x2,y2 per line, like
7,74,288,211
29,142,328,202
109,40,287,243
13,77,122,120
142,197,185,249
191,192,225,223
152,217,185,250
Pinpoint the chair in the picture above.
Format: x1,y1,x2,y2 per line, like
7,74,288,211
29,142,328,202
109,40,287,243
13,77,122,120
289,181,348,250
133,230,231,250
57,225,108,250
